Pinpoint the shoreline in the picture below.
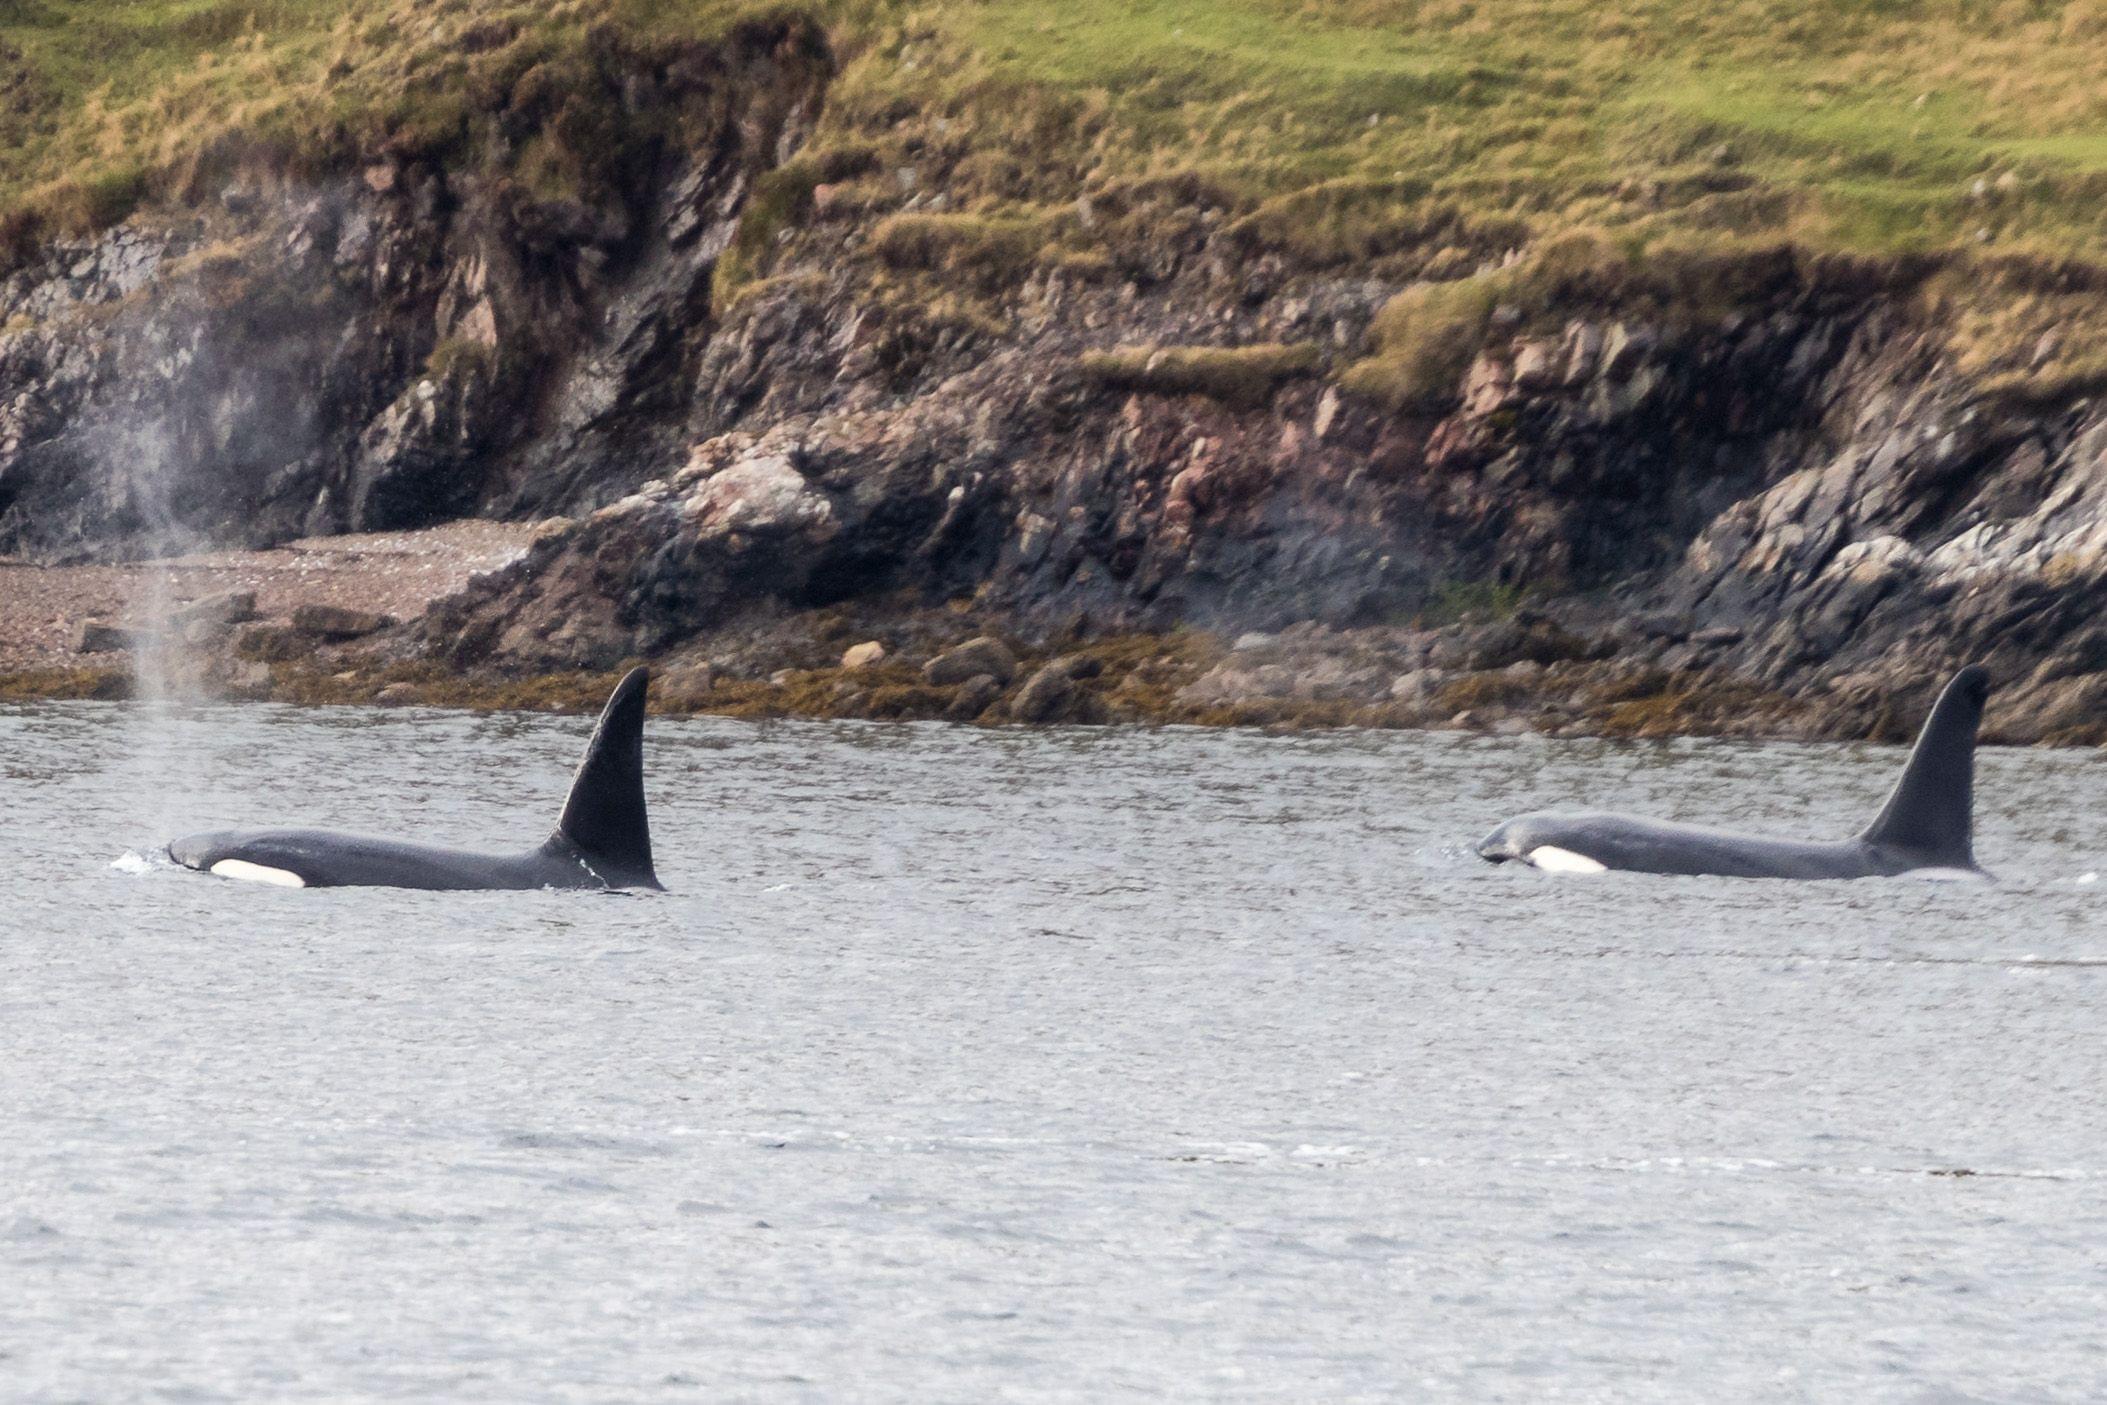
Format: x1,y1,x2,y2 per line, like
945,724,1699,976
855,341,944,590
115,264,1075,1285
6,632,2097,749
2,523,2094,746
0,520,549,673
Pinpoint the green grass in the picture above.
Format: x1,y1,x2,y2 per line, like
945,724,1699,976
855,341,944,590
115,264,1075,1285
10,0,2107,367
907,0,2107,264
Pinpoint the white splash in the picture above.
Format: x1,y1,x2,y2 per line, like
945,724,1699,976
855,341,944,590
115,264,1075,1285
1902,867,1990,883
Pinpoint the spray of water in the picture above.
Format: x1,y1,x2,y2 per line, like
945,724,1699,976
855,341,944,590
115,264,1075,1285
102,413,210,852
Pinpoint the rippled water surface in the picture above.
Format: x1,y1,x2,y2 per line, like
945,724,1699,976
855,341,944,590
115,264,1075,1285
4,700,2106,1401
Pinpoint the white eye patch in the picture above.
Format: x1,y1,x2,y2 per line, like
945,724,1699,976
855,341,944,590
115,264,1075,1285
209,860,307,888
1526,846,1608,875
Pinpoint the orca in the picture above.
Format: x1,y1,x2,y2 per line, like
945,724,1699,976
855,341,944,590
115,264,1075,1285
1477,665,1991,880
168,667,662,892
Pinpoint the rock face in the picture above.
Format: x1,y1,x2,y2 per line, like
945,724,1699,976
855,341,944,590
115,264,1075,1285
421,257,2106,738
0,15,831,559
4,23,2105,739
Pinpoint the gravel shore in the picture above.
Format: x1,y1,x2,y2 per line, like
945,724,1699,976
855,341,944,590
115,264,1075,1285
0,521,546,672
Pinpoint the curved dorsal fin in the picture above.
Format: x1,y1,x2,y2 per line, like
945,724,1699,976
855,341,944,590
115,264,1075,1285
552,666,659,887
1859,665,1989,867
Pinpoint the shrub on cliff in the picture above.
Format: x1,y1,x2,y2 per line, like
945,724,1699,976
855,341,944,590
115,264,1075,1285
1340,276,1512,412
871,212,1045,282
1079,342,1320,408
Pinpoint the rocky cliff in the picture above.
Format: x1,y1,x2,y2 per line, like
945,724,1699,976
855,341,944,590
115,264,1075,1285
2,16,2103,741
0,14,832,555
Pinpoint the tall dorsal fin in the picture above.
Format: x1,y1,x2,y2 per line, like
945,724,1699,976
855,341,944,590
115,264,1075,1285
551,666,659,887
1858,664,1989,867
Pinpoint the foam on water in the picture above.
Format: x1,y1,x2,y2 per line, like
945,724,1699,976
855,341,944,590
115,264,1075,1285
4,700,2107,1400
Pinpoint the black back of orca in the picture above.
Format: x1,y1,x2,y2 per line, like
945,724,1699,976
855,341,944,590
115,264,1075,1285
168,667,662,892
1476,665,1990,880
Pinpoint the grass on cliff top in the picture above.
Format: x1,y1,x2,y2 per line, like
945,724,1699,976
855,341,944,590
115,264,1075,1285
10,0,2107,256
0,0,807,255
9,0,2107,323
839,0,2107,272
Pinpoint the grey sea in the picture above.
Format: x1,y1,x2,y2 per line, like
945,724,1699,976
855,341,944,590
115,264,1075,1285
3,700,2105,1402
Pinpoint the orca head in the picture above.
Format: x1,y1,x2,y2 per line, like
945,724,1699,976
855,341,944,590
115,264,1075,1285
1480,816,1586,867
1480,819,1611,874
1477,819,1525,864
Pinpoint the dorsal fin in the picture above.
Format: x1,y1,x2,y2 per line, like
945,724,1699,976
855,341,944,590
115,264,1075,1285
551,666,659,887
1858,665,1989,867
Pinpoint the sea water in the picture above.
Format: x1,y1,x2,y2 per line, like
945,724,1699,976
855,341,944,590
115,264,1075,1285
3,701,2105,1401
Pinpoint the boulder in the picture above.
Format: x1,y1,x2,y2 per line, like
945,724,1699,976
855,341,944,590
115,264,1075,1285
75,620,142,653
212,657,273,699
1009,661,1078,723
1289,656,1387,701
291,604,395,639
232,623,308,663
947,673,1004,722
924,636,1018,686
686,452,838,539
1511,339,1561,391
657,663,716,710
841,640,887,669
1600,322,1654,379
1559,321,1604,384
169,590,258,630
1176,660,1296,706
1390,669,1445,703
